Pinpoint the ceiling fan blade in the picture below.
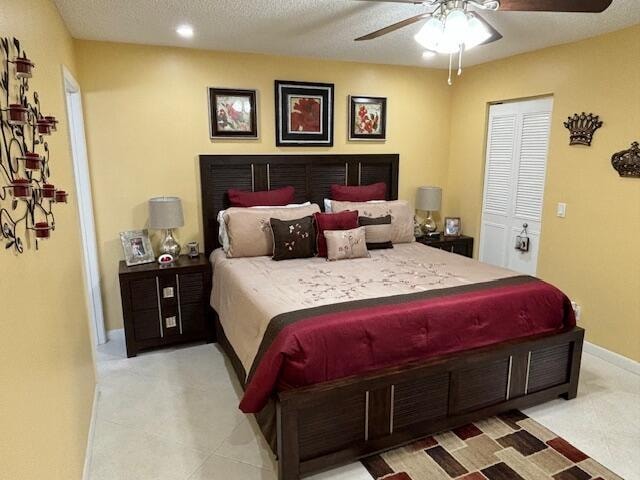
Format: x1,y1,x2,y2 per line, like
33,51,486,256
471,12,503,45
355,12,431,41
497,0,613,12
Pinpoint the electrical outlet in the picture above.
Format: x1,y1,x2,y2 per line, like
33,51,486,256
571,301,581,322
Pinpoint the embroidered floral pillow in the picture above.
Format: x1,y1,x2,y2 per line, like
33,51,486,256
270,216,316,261
324,227,369,261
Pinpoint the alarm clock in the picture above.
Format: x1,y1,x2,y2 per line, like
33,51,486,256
158,253,175,265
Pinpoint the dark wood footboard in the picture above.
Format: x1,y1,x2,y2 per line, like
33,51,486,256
275,327,584,480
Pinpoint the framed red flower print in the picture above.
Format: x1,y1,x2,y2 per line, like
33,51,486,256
349,96,387,141
275,80,334,146
209,87,258,139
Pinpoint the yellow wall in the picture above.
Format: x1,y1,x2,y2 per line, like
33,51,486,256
74,41,453,332
76,27,639,362
0,0,96,478
446,25,640,361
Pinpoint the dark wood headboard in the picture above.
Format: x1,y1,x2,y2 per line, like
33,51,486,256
199,154,399,256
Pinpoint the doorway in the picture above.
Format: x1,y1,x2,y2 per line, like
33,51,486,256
63,66,106,345
479,97,554,276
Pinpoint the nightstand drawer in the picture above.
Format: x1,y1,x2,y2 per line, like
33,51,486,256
133,309,162,341
179,272,206,304
181,303,206,334
130,278,159,311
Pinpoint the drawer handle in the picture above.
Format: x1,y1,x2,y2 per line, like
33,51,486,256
155,277,164,338
176,274,183,335
163,287,175,298
165,316,177,328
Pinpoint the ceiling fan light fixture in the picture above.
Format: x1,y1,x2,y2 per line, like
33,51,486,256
443,8,469,45
464,15,492,48
414,16,444,50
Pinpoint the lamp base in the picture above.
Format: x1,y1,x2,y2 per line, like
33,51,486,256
160,229,181,258
421,212,437,235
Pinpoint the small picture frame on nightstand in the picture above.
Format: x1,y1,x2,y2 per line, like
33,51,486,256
444,217,462,237
120,230,155,266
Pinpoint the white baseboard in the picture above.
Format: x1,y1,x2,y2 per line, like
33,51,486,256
106,328,124,341
82,385,100,480
584,341,640,376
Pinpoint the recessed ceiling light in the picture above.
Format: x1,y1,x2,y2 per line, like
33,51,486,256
176,24,194,39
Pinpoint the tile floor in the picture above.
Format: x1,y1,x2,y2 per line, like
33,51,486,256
89,331,640,480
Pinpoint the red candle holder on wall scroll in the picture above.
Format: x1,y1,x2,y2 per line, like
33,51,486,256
41,183,56,199
19,152,43,170
54,190,68,203
1,36,68,253
10,179,32,198
12,56,34,79
34,222,51,239
8,103,28,125
36,117,52,135
44,116,58,132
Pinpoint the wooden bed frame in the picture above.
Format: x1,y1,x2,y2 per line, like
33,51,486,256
199,154,584,480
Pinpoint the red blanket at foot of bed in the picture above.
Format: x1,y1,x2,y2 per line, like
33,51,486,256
239,276,575,413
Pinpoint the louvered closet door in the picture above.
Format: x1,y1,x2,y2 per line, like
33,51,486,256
479,97,553,275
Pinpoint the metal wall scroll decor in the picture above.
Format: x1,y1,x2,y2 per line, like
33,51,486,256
1,37,68,253
563,112,603,146
611,142,640,178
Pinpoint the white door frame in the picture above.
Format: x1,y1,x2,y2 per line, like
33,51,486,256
62,66,106,345
479,97,553,276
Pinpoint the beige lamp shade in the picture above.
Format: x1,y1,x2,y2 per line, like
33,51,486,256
416,186,442,212
149,197,184,229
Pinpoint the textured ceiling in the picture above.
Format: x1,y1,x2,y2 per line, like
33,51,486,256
53,0,640,69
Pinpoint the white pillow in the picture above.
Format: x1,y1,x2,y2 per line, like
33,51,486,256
217,202,311,252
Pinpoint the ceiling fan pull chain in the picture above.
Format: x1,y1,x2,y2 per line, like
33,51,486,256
458,45,464,76
448,53,453,86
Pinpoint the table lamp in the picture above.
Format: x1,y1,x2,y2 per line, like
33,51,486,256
416,186,442,235
149,196,184,257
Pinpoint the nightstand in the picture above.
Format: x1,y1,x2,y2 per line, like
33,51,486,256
416,234,474,258
118,254,215,357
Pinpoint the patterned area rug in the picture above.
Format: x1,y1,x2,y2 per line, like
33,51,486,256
361,410,623,480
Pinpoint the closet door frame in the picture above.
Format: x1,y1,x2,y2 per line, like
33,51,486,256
479,96,554,275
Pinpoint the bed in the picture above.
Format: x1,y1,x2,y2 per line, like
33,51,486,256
199,154,584,480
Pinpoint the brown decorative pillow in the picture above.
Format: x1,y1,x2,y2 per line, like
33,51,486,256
270,216,315,261
359,215,393,250
324,227,369,261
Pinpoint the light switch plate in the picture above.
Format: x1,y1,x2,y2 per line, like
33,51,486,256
557,202,567,218
165,316,177,328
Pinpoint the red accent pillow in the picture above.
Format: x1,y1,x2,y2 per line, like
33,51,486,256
313,210,359,257
228,186,295,207
330,182,387,202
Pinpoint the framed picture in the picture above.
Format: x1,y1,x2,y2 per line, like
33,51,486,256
275,80,334,146
349,96,387,141
208,88,258,139
444,217,462,237
120,230,155,266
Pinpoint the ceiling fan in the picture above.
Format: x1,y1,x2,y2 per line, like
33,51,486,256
355,0,614,84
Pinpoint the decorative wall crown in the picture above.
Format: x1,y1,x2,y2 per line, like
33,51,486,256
611,142,640,178
563,112,603,146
